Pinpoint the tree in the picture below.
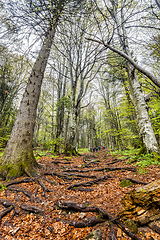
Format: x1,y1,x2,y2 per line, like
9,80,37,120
0,0,84,180
0,45,29,147
51,12,101,155
87,0,160,154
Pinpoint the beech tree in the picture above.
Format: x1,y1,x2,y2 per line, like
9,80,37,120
0,0,84,180
51,13,101,154
87,0,160,154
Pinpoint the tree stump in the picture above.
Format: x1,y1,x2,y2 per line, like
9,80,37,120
119,180,160,225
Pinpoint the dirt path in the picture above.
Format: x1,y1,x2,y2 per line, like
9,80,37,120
0,149,159,239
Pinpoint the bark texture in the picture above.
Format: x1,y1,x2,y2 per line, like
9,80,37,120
119,180,160,225
110,0,159,154
0,17,60,180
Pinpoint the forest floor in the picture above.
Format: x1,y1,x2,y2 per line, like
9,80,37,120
0,149,159,240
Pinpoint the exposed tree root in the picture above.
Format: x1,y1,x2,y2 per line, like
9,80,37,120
0,206,14,224
120,178,148,185
33,185,39,197
56,200,142,240
109,223,118,240
51,160,73,165
73,187,94,192
34,178,52,194
44,171,76,180
63,166,137,173
105,159,121,165
62,172,97,178
0,199,19,214
20,204,44,215
42,176,57,186
67,174,113,190
5,178,34,187
0,151,158,239
55,216,105,227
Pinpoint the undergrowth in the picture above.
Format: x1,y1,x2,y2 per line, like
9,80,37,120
110,149,160,174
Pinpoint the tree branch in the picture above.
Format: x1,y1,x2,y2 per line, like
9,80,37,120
85,37,160,88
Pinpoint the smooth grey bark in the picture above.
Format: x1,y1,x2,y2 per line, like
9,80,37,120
0,17,59,179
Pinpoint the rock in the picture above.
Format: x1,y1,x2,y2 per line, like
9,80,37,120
84,229,102,240
119,180,160,225
120,179,132,188
125,219,138,234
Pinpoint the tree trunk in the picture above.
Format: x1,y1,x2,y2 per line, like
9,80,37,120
113,0,159,154
0,18,59,180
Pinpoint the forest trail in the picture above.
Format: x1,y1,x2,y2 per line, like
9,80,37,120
0,149,159,240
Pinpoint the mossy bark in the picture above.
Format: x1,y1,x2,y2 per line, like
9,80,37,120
63,143,79,156
0,144,38,180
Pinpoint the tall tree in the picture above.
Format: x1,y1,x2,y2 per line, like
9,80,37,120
87,0,160,154
0,0,84,180
52,13,101,154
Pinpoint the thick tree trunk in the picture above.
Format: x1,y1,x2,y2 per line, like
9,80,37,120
0,19,59,180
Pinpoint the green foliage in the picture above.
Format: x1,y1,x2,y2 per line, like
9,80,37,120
78,148,89,154
136,154,160,168
0,183,6,191
111,149,160,175
0,151,4,157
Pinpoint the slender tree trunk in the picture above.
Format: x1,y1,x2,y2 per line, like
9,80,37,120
0,17,60,179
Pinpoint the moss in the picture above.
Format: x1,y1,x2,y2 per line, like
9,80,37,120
152,152,160,162
138,145,147,155
120,179,132,188
0,149,38,180
125,219,138,234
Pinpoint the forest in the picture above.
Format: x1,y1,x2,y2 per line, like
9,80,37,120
0,0,160,239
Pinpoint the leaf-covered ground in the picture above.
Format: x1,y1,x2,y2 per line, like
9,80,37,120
0,149,159,240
